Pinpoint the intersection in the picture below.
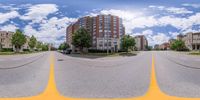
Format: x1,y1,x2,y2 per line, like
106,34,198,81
0,51,200,99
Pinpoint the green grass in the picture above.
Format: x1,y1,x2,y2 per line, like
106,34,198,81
0,51,44,55
88,52,138,56
189,51,200,55
0,52,15,55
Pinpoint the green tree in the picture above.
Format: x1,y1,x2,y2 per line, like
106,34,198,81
11,29,26,52
28,35,37,51
145,45,152,51
72,28,92,53
121,35,136,52
0,43,2,51
36,41,42,51
58,42,69,50
41,44,49,51
170,40,187,51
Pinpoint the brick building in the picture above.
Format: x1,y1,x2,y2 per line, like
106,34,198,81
66,14,125,51
134,35,148,51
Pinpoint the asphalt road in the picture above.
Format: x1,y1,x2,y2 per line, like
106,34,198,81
54,51,152,98
1,51,200,98
0,52,50,98
154,51,200,97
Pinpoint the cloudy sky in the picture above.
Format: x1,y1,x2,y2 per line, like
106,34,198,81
0,0,200,46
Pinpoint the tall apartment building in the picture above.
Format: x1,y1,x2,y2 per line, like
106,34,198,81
0,31,14,49
134,35,148,51
66,14,125,51
183,32,200,50
0,31,30,51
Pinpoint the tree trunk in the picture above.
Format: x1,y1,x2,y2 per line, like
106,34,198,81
16,46,20,53
79,47,83,54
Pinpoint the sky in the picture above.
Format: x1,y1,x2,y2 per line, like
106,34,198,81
0,0,200,46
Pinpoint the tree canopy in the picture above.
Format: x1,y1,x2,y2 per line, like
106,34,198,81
72,28,92,52
121,35,136,52
58,42,70,50
170,40,188,51
11,29,26,52
28,35,37,50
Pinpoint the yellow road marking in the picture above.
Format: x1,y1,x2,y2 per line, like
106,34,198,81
0,53,200,100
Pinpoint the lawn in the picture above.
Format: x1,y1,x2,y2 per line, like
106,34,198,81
189,51,200,55
0,51,44,55
67,51,139,59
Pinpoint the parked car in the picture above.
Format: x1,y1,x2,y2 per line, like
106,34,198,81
63,49,72,54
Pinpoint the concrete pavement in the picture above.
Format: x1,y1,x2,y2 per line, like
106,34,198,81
154,51,200,97
1,51,200,99
0,52,50,97
54,51,152,98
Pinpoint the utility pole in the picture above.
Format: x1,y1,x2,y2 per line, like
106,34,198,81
106,32,109,54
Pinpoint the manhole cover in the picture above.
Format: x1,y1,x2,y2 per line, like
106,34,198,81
57,59,64,61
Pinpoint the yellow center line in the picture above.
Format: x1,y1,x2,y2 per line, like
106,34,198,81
0,52,200,100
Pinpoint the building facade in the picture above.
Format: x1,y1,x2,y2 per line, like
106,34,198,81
0,31,14,49
0,31,30,51
159,42,170,50
183,32,200,50
66,14,125,51
134,35,148,51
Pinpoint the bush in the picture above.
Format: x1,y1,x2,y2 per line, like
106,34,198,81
0,48,13,52
88,49,111,53
23,49,30,52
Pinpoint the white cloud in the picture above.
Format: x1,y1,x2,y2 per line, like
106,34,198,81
149,5,193,14
169,32,179,39
0,11,19,24
158,13,200,31
24,17,77,46
149,5,165,10
182,3,200,8
89,9,159,33
165,7,193,14
152,33,170,45
0,4,20,11
0,25,18,32
88,9,200,46
20,4,58,23
132,30,170,45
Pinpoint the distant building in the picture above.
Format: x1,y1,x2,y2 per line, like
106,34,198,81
66,14,125,51
159,42,170,50
0,31,30,51
169,38,176,45
0,31,13,49
134,35,148,51
154,44,160,50
183,32,200,50
177,34,185,40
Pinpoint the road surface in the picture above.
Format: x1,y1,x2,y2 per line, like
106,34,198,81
1,51,200,98
0,52,50,98
154,51,200,97
54,51,152,98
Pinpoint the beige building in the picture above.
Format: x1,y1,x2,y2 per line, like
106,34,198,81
184,32,200,50
0,31,14,49
0,31,30,51
134,35,148,51
177,32,200,50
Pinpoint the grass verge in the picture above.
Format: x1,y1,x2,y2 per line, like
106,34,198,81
0,51,44,55
189,51,200,55
67,51,139,59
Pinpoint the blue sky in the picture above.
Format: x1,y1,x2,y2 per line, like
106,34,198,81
0,0,200,46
